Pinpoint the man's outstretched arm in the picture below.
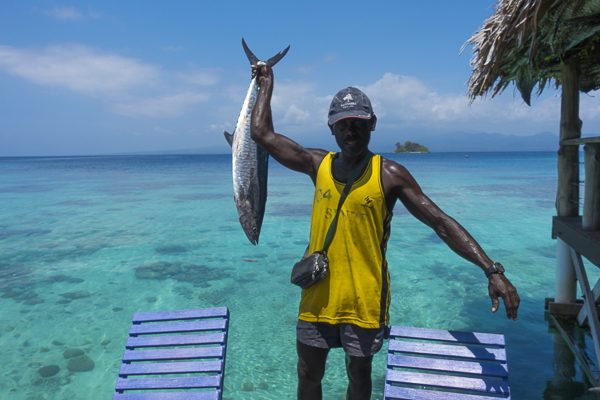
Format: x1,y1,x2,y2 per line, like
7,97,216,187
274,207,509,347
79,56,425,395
383,159,520,320
251,64,325,180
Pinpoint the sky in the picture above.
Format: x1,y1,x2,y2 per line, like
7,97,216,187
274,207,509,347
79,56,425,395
1,1,599,156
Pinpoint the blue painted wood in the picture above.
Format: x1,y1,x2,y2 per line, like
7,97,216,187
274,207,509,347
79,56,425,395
129,319,227,335
115,376,220,390
384,385,510,400
119,361,223,375
133,307,228,323
387,370,509,394
127,333,225,348
388,340,506,362
113,392,220,400
123,347,223,362
388,354,508,377
384,325,509,400
390,326,505,346
115,307,229,400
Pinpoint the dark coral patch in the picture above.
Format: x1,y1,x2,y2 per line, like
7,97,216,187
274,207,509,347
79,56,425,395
154,245,188,255
67,355,95,372
60,290,92,300
135,262,227,286
38,365,60,378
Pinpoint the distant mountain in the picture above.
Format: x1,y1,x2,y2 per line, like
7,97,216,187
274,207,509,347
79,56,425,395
122,131,560,156
394,141,429,153
378,131,559,152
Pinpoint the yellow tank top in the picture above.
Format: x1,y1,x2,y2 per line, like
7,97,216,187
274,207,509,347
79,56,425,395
299,152,391,329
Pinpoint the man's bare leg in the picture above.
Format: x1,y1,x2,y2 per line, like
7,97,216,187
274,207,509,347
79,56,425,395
297,340,329,400
345,354,373,400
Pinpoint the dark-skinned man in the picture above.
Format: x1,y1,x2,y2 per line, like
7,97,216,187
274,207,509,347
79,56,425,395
250,64,520,400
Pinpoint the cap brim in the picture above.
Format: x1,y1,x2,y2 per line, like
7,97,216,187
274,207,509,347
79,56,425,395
328,111,371,126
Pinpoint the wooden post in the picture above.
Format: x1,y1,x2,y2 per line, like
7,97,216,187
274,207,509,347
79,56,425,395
557,59,581,217
556,59,581,304
546,327,576,394
583,143,600,230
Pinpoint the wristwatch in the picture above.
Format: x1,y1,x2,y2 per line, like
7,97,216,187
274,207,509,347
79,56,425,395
484,261,505,278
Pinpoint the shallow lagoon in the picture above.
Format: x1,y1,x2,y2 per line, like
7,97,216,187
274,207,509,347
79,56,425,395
0,152,595,399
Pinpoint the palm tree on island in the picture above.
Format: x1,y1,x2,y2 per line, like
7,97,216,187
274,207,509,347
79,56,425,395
394,140,429,153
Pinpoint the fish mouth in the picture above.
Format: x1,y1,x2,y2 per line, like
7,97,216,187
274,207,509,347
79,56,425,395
238,208,260,245
242,227,259,245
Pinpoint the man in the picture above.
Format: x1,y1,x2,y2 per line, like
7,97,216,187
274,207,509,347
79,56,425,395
250,64,520,400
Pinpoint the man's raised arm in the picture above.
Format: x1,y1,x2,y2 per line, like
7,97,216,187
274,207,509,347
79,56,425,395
251,64,325,179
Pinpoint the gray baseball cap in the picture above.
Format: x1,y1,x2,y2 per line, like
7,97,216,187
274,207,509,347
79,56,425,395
328,87,374,126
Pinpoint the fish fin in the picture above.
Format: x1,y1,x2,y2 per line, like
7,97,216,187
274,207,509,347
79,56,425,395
223,131,234,147
242,38,290,67
266,44,290,67
242,38,259,65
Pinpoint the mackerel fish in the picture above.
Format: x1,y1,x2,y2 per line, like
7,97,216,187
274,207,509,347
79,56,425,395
224,38,289,244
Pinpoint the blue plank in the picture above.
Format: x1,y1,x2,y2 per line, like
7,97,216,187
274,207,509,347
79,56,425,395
115,376,220,390
129,320,226,335
113,392,220,400
390,326,505,346
389,340,506,362
120,361,223,375
115,307,229,400
127,333,225,348
133,307,228,323
388,354,508,377
384,384,510,400
386,370,509,395
123,347,223,362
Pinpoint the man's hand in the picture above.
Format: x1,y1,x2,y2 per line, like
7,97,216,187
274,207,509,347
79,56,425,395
251,64,273,87
488,274,520,320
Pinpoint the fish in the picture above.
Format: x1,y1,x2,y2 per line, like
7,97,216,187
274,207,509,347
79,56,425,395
224,38,290,245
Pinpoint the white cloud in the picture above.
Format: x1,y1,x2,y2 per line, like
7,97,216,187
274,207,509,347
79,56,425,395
46,6,101,21
210,122,232,133
259,72,591,137
2,41,596,135
0,44,217,119
113,92,210,118
271,81,328,127
0,45,159,95
294,65,313,75
47,6,83,20
363,73,471,122
283,104,311,123
178,69,220,86
357,72,568,133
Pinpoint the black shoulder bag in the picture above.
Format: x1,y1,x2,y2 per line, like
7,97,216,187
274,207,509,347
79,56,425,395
290,154,371,289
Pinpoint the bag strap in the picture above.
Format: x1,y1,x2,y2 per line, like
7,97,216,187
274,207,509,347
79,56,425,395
321,153,372,252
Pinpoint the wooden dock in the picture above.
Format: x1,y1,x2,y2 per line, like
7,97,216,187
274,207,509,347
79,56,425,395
545,298,600,385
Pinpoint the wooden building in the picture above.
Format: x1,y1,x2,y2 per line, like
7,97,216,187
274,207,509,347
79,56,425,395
466,0,600,386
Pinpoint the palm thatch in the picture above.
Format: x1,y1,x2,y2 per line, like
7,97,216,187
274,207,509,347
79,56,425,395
467,0,600,104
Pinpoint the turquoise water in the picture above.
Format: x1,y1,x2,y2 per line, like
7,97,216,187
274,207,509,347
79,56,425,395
0,152,593,399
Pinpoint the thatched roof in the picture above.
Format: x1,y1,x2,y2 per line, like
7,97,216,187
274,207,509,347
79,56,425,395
467,0,600,104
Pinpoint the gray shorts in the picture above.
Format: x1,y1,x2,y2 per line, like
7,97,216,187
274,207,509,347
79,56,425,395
296,320,387,357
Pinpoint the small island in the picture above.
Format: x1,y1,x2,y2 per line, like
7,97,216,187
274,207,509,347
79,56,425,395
394,141,429,153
